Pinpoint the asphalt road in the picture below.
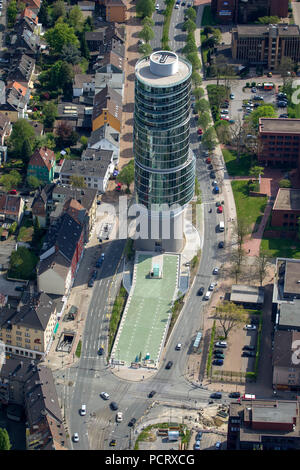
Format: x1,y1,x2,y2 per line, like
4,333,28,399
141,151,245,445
60,5,231,451
150,3,166,51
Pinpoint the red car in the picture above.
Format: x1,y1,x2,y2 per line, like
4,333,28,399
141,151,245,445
206,157,211,164
116,183,122,192
197,128,203,135
217,205,223,213
9,189,17,195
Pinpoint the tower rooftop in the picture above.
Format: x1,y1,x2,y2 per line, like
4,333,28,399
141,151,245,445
135,51,191,87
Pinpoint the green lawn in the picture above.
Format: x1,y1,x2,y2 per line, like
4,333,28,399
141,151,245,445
223,149,253,176
231,180,267,230
201,5,217,26
261,238,300,259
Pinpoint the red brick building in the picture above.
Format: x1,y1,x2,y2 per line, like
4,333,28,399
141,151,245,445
258,118,300,168
271,188,300,229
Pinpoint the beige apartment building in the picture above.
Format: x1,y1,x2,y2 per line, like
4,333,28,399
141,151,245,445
232,24,300,69
0,293,57,360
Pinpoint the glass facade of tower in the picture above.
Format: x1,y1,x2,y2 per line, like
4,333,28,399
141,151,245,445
134,55,195,209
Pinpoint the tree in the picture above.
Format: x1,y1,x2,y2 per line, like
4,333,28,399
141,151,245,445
249,105,276,129
191,71,202,86
195,98,210,114
257,16,280,24
202,126,217,151
136,0,155,18
279,179,292,188
48,60,74,92
51,1,66,22
61,43,81,64
43,102,58,129
68,5,84,30
203,26,214,36
0,428,11,450
70,175,86,188
139,42,152,56
21,139,32,165
9,119,35,156
215,301,247,339
45,21,80,54
215,120,231,144
249,165,264,181
139,25,155,43
254,250,271,286
233,217,250,251
197,111,210,131
7,0,18,27
230,116,248,161
193,88,204,100
27,175,42,189
183,19,196,33
79,33,90,60
38,0,50,26
0,170,22,191
186,7,196,21
55,121,79,147
118,160,134,193
142,16,154,27
278,57,295,84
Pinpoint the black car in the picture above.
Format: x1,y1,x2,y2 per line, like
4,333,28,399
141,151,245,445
128,418,137,427
210,171,216,179
98,347,104,356
229,392,240,398
110,402,118,410
15,286,25,292
208,164,213,170
214,349,223,355
210,392,222,399
218,241,224,249
198,287,204,296
242,351,255,357
88,278,94,288
243,345,255,351
148,390,156,398
165,361,173,369
109,439,116,446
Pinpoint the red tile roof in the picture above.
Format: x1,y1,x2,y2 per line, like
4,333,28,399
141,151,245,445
29,147,55,171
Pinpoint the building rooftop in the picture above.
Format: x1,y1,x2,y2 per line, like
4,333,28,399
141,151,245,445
284,260,300,296
230,284,264,304
273,189,300,212
135,51,191,87
61,158,113,178
236,24,300,37
259,118,300,134
273,330,300,368
278,301,300,328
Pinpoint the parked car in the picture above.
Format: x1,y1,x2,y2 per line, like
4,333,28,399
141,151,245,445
251,87,257,93
230,93,235,99
96,257,103,268
209,283,216,291
100,392,110,400
243,345,255,351
213,267,219,275
73,433,79,442
214,349,223,355
110,439,116,446
15,286,25,292
215,341,227,348
210,392,222,399
218,241,224,249
198,287,204,296
210,171,216,178
155,4,160,10
9,189,17,195
229,392,240,398
110,402,118,411
244,324,257,330
214,353,225,359
213,359,224,366
148,390,156,398
116,412,123,422
196,431,203,440
217,205,223,213
206,157,211,164
128,418,137,427
98,347,104,356
194,440,201,450
175,343,182,350
242,351,256,357
165,361,173,369
215,441,221,449
197,128,203,135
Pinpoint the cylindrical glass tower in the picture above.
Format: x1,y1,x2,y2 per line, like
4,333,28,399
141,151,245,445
133,51,195,252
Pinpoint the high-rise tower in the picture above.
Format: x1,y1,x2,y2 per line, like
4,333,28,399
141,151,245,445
133,51,195,252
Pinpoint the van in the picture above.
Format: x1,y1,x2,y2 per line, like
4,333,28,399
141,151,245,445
204,291,211,300
80,404,86,415
219,221,224,232
242,394,256,400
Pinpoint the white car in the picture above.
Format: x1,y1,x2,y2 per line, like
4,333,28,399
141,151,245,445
213,267,219,275
208,282,216,291
100,392,110,400
215,341,227,348
155,4,159,10
175,343,182,350
116,412,123,422
73,433,79,442
244,324,257,331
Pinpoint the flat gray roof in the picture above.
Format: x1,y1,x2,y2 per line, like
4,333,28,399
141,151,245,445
259,118,300,134
230,284,264,304
284,260,300,296
273,188,300,212
252,402,297,424
279,301,300,328
236,24,300,37
135,55,190,87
